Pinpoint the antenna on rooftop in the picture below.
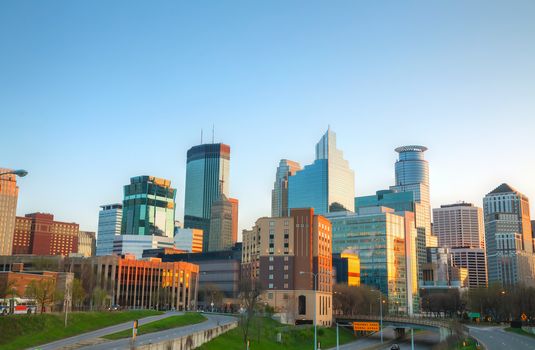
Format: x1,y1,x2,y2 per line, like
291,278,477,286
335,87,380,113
212,124,215,143
201,129,203,144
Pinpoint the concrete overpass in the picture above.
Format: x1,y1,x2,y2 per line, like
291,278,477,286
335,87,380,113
335,314,453,341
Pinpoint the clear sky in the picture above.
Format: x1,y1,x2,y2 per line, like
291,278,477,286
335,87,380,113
1,1,534,238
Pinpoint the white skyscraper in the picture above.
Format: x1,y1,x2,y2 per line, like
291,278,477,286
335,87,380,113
433,202,487,288
96,203,122,256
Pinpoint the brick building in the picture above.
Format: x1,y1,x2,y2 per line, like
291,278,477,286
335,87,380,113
12,213,79,256
242,208,332,326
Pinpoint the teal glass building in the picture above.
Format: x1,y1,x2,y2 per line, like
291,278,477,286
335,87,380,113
327,208,415,315
356,189,427,282
288,129,354,215
183,143,230,251
121,176,176,238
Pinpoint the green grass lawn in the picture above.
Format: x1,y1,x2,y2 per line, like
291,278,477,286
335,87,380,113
197,317,356,350
504,327,535,339
103,312,207,340
0,310,163,350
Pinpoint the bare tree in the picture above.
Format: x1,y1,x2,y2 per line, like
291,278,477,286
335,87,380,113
238,277,262,349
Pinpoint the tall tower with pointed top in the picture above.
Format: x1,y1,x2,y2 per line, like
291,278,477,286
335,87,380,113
288,129,355,215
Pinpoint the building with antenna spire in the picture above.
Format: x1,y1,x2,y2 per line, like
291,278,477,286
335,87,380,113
183,143,231,251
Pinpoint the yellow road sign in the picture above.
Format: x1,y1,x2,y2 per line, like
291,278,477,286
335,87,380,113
521,313,527,321
353,322,380,332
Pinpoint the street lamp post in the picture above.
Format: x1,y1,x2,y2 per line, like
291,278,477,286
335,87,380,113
0,169,28,178
371,289,383,344
300,271,318,350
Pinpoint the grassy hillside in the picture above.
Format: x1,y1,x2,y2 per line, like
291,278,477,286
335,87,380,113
198,317,356,350
0,310,162,350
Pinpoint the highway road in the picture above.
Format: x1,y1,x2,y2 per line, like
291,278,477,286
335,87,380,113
36,311,185,350
329,328,439,350
79,313,236,350
467,325,535,350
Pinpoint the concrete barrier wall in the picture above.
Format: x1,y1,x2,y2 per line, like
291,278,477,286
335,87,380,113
136,321,238,350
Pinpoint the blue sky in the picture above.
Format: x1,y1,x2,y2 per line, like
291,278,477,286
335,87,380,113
1,1,534,236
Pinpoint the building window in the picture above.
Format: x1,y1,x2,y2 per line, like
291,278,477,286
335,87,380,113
269,256,274,261
269,283,274,289
269,274,273,279
298,295,306,315
269,265,274,271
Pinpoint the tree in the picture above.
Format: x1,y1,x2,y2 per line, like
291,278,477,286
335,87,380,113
238,277,263,349
0,279,18,299
26,279,56,313
333,284,385,316
91,287,109,311
202,283,224,311
71,278,86,310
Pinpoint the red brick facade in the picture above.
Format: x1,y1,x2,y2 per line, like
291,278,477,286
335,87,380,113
12,213,79,256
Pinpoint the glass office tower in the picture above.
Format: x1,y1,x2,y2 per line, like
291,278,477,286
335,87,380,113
390,145,435,247
121,176,176,238
327,207,415,315
288,129,355,215
96,203,122,256
183,143,230,251
356,189,427,282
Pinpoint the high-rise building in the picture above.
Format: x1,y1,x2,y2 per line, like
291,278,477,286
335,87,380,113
96,204,122,256
327,207,418,315
390,146,436,247
174,228,203,253
229,198,239,245
432,203,487,288
271,159,301,217
242,208,333,326
433,203,485,249
483,183,535,287
288,129,355,215
355,190,427,283
184,143,230,251
207,192,235,252
113,234,174,258
78,231,96,257
12,213,79,256
122,176,176,238
0,169,19,255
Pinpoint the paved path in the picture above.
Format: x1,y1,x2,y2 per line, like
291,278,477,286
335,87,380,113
35,311,184,350
80,313,236,350
468,326,535,350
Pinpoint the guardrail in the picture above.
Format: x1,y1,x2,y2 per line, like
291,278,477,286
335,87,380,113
336,314,452,328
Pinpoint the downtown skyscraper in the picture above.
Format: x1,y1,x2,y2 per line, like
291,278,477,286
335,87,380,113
390,145,436,247
288,128,355,215
433,203,487,288
271,159,301,217
183,143,230,251
483,183,534,287
0,169,19,255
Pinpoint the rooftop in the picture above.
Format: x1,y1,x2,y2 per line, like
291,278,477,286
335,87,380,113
394,145,428,153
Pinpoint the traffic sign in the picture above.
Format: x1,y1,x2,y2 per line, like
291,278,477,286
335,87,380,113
353,322,380,332
521,313,527,321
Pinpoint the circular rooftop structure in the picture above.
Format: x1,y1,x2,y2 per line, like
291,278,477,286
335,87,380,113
395,145,428,153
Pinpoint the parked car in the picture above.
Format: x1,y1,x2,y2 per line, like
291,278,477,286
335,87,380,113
390,345,400,350
108,304,121,311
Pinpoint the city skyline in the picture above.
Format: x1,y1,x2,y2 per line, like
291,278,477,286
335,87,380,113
2,1,535,238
